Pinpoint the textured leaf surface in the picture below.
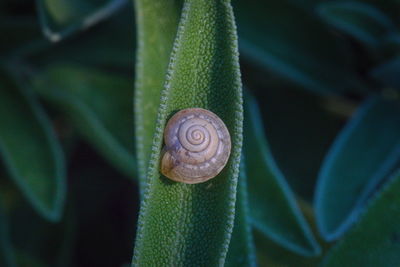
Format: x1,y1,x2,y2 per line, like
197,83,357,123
315,96,400,241
36,0,126,41
233,0,364,95
134,0,183,190
132,0,243,265
244,92,320,256
0,71,66,221
370,56,400,91
318,1,396,48
32,64,136,178
225,158,256,267
323,169,400,266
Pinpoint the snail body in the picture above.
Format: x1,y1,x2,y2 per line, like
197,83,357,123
160,108,231,184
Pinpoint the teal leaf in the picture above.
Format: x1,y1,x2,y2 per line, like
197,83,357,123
323,169,400,266
31,64,136,178
252,81,345,201
0,71,66,222
233,0,365,95
36,0,126,41
226,157,257,267
132,0,243,265
318,1,397,48
315,96,400,241
370,56,400,91
244,91,320,256
134,0,183,190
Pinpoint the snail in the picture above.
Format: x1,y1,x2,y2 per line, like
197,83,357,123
160,108,231,184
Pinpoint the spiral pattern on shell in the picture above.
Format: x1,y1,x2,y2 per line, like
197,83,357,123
160,108,231,184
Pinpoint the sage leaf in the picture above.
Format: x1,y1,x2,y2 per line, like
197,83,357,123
233,0,365,95
0,71,66,222
370,56,400,91
132,0,243,265
323,169,400,266
32,64,136,178
36,0,126,41
134,0,183,190
318,1,397,49
315,96,400,241
29,8,135,69
244,92,320,256
226,158,257,267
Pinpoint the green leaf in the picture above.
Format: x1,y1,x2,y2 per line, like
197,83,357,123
244,91,320,256
226,157,257,267
323,169,400,266
250,80,345,201
233,0,365,95
370,56,400,91
31,64,136,178
132,0,243,265
36,0,126,41
29,7,135,69
0,202,16,267
0,179,75,267
0,71,66,222
318,1,397,48
315,96,400,241
134,0,183,190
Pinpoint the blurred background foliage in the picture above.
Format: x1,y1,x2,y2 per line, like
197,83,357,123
0,0,400,266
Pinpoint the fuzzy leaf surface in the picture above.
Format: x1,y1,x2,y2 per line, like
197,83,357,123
134,0,183,189
225,158,257,267
132,0,243,265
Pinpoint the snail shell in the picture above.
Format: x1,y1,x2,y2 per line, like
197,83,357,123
160,108,231,184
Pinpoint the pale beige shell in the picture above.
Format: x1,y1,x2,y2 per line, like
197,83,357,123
160,108,231,184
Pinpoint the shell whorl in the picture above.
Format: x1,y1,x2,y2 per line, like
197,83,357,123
161,108,231,184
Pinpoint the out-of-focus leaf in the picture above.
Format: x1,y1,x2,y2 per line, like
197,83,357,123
31,64,136,178
233,0,365,95
315,96,400,241
357,0,400,26
134,0,183,190
0,202,15,267
0,179,75,267
132,0,243,265
246,77,345,201
28,7,135,69
318,1,397,49
0,71,66,222
370,56,400,91
323,169,400,266
244,92,320,256
226,158,257,267
36,0,126,41
0,17,41,61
